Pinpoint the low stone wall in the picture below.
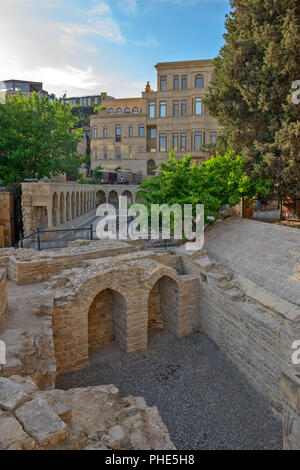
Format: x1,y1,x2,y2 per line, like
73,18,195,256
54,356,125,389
0,268,8,320
7,241,141,285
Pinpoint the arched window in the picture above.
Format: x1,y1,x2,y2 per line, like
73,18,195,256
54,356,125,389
147,159,156,176
132,107,139,114
116,108,122,114
195,74,204,88
108,108,114,114
125,107,130,114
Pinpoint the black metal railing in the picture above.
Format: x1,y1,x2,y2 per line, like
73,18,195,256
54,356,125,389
20,224,94,251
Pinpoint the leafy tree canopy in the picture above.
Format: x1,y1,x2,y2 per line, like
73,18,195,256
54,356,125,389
137,151,271,224
204,0,300,200
0,92,83,186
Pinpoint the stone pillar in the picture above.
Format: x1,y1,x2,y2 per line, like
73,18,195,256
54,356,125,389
21,194,35,236
282,369,300,450
47,207,53,229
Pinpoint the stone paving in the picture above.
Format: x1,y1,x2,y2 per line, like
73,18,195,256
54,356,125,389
56,330,283,450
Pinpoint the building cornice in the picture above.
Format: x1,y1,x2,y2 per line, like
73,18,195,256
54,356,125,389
155,59,215,70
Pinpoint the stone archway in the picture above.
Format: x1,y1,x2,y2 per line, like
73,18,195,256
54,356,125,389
80,192,83,215
66,193,70,222
96,190,106,207
76,193,80,217
108,190,119,209
71,192,75,219
84,192,87,213
148,275,178,333
60,193,65,224
122,190,133,205
88,288,127,352
52,193,59,227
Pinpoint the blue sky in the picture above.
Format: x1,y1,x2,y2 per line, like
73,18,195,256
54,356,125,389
0,0,230,98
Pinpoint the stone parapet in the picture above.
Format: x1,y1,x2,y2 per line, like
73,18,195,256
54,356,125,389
7,240,141,285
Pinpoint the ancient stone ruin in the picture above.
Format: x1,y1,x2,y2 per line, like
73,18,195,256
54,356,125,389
0,217,299,450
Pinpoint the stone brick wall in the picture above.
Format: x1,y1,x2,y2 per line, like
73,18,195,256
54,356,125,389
176,218,300,416
35,253,200,374
0,191,15,247
0,268,8,320
0,226,4,248
148,282,163,330
88,289,114,348
7,241,140,285
282,370,300,449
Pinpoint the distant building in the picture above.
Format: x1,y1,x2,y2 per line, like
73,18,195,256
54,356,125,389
0,79,55,100
59,92,115,178
59,92,114,107
90,60,222,177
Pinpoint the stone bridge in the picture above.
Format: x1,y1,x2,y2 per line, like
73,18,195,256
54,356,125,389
22,182,139,236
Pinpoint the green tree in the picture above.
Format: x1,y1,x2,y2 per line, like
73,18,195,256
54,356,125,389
204,0,300,201
93,165,104,182
0,92,83,186
137,151,271,225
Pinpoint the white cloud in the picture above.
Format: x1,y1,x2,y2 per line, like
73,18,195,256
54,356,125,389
119,0,138,14
134,37,159,48
0,0,134,97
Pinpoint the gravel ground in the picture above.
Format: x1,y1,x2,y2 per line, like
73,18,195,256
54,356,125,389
56,330,283,450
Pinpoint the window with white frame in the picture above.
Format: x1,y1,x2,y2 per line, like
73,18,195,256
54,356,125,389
160,101,167,117
173,133,179,151
194,131,202,150
160,76,167,91
195,98,202,115
149,101,156,118
159,133,167,151
195,74,204,88
173,101,179,117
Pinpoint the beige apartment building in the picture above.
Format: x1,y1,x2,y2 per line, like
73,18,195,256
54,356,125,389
90,60,221,177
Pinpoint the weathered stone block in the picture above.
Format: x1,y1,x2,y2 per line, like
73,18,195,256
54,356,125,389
14,398,67,446
0,377,30,411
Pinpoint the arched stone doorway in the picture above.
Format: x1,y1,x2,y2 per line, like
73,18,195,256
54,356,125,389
122,190,133,205
96,190,106,207
76,193,80,217
148,275,178,332
108,190,119,209
71,192,75,219
66,193,70,221
60,193,65,224
80,192,83,215
88,288,127,352
147,159,156,176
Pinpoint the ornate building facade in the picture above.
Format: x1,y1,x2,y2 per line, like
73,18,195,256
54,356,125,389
90,60,222,177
